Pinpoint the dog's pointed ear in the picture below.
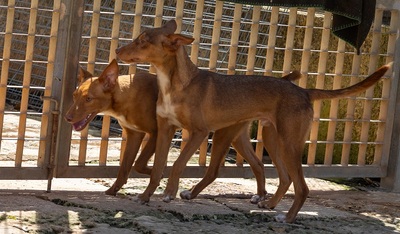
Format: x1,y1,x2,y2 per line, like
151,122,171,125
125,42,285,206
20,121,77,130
78,67,93,84
162,20,177,34
98,59,119,92
164,34,195,51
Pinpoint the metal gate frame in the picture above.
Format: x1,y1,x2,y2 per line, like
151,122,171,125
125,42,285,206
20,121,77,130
50,0,400,192
0,0,399,192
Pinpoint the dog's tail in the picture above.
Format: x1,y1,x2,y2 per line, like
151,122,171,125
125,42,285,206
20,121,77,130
306,63,392,101
282,70,302,82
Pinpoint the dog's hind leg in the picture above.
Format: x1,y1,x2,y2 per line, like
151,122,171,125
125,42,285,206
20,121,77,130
134,131,157,175
258,124,292,209
281,150,308,223
231,125,266,204
137,117,176,203
281,115,311,223
180,122,250,200
163,128,209,202
106,129,145,196
260,117,310,223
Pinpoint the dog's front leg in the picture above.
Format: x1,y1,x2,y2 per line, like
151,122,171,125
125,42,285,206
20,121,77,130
134,131,157,175
137,117,176,204
163,129,209,202
180,123,247,201
106,129,145,196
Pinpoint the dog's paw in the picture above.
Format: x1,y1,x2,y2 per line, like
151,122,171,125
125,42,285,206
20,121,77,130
274,214,286,223
162,195,174,203
250,195,261,204
134,194,150,204
180,190,192,200
105,186,118,196
257,200,275,210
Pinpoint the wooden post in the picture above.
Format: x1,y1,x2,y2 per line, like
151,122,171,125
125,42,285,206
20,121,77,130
53,0,85,177
381,9,400,193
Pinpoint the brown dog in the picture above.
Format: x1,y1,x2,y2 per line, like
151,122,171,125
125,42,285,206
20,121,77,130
115,20,391,223
65,59,301,201
65,60,158,196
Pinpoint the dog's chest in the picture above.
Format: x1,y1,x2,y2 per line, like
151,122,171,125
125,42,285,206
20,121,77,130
102,110,141,131
156,72,182,128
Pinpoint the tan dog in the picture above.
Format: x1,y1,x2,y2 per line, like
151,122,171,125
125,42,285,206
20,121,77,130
65,60,158,196
65,59,301,201
115,20,391,223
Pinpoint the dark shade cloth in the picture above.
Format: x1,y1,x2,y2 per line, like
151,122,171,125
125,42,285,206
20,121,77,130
220,0,376,54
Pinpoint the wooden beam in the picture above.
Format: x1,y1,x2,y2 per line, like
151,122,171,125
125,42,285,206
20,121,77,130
52,0,85,177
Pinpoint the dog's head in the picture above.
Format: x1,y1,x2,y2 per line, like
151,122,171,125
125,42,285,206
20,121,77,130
116,20,194,65
65,59,119,131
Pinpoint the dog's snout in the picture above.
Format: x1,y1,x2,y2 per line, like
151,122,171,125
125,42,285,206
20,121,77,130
64,113,73,123
115,47,121,55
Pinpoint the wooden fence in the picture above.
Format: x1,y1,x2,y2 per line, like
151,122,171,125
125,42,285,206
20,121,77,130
0,0,399,192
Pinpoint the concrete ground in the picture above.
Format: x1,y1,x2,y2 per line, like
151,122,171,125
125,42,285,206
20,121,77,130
0,177,399,233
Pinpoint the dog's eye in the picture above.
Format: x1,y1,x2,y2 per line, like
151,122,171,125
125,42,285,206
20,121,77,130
86,97,92,102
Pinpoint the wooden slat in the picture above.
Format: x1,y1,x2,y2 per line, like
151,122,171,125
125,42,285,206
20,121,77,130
298,8,315,88
86,0,101,73
98,0,123,166
154,0,164,27
127,0,144,75
263,6,279,76
190,0,204,69
257,7,280,163
357,9,382,165
227,4,244,165
79,0,101,166
227,4,242,75
307,12,332,164
245,6,261,75
16,0,39,167
58,164,386,179
208,1,223,73
324,39,346,165
245,6,261,162
197,1,224,166
0,168,49,180
37,0,62,167
175,0,184,32
0,0,16,151
147,0,164,75
341,55,361,165
282,8,297,75
107,0,123,161
181,0,204,153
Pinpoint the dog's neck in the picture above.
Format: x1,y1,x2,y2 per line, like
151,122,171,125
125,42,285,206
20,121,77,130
154,46,198,91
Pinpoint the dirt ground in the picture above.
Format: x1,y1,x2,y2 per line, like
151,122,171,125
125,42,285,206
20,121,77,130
1,111,399,233
0,177,399,234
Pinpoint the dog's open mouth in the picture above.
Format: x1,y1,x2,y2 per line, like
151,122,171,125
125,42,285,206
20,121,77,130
72,113,97,131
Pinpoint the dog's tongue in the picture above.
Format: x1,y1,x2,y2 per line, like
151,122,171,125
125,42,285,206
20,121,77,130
72,120,86,131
